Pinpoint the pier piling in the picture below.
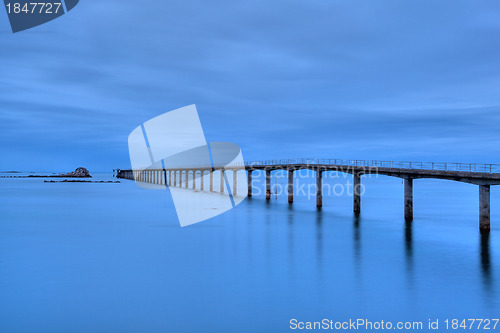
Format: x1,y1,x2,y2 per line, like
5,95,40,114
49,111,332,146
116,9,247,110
479,185,491,232
266,170,271,200
404,178,413,221
354,172,361,215
233,170,237,196
220,170,225,193
248,171,253,197
288,170,294,203
210,170,214,192
316,169,323,208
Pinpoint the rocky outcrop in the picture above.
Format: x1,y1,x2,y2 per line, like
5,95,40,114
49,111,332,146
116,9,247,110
59,167,92,178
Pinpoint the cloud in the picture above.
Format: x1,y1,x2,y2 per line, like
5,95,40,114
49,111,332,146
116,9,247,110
1,0,500,170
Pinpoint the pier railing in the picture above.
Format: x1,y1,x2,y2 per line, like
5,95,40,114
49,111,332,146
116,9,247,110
244,158,500,174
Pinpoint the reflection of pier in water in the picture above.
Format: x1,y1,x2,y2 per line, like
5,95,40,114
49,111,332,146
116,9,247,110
116,158,500,232
480,232,492,290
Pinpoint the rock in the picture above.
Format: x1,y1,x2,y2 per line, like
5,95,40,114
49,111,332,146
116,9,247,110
59,167,92,178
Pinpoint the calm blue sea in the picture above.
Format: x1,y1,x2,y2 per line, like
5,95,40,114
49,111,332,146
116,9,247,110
0,172,499,333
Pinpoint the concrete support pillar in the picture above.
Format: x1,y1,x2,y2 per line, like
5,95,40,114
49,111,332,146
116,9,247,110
353,172,361,215
200,171,204,191
248,171,253,197
210,170,214,192
479,185,491,232
220,170,225,193
233,170,238,196
184,171,188,188
288,169,294,203
174,171,177,187
266,169,271,200
404,178,413,221
316,169,323,208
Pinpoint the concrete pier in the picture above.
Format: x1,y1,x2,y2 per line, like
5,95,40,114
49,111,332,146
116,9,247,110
353,172,361,215
316,169,322,208
266,170,271,200
200,171,204,191
116,158,500,232
288,170,294,203
220,170,225,193
479,185,490,232
248,171,253,197
404,178,413,221
233,170,237,196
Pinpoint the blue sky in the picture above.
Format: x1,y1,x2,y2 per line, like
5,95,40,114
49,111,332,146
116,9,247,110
1,0,500,171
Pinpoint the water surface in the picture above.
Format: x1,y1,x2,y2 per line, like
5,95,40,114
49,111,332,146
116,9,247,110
0,172,498,332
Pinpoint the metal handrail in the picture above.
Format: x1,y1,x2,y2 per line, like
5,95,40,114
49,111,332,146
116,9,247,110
117,159,500,174
243,158,500,174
